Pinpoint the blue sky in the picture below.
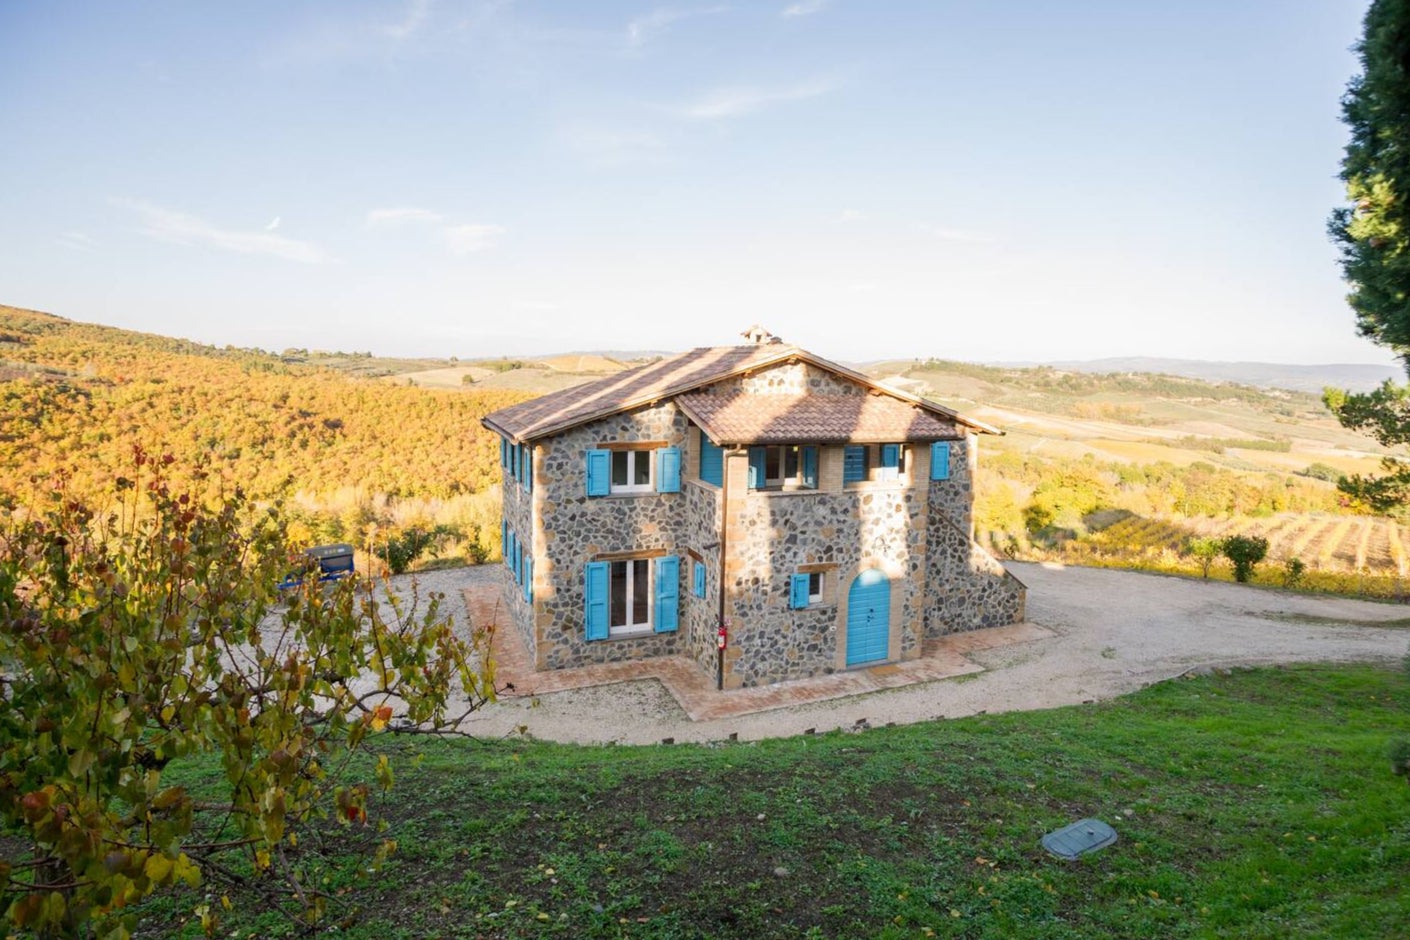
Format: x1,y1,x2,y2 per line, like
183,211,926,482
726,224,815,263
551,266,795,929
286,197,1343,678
0,1,1393,366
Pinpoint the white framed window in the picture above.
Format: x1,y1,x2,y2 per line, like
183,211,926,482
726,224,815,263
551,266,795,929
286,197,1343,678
608,558,652,635
764,445,797,486
749,444,818,490
807,572,824,604
611,449,653,494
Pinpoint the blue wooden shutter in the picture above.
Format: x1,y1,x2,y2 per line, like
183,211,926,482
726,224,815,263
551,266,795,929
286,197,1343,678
501,519,508,564
656,447,681,493
802,446,818,489
789,573,810,609
584,562,609,640
693,560,706,598
931,441,951,480
881,443,900,469
748,447,766,489
522,554,533,603
699,436,723,486
843,445,866,483
586,449,610,496
515,443,524,483
500,437,508,469
655,555,679,633
525,444,533,492
509,532,519,582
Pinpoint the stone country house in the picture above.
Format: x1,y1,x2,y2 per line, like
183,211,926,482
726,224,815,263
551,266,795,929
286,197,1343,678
481,330,1026,690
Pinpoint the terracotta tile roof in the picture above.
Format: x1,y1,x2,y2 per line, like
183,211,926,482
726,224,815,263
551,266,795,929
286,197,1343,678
483,345,800,441
482,343,999,442
675,390,961,444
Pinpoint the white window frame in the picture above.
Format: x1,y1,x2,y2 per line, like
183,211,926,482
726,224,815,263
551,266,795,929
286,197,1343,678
807,571,824,604
608,558,653,635
760,444,815,490
610,449,654,495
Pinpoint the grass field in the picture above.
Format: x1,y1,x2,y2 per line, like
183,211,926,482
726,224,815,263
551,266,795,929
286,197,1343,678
130,664,1410,938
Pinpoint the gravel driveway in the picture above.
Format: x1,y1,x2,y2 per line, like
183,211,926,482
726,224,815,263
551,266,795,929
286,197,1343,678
404,562,1410,745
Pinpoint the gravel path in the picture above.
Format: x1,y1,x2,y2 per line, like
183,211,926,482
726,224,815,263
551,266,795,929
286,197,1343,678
397,562,1410,746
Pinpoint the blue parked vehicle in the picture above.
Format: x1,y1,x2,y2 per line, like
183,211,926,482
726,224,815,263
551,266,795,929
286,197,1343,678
278,543,355,590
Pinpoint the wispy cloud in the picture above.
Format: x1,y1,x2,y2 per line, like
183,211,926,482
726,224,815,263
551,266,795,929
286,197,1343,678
365,206,445,227
56,231,97,251
677,77,835,118
782,0,827,17
265,216,281,231
837,209,865,223
627,6,728,46
444,223,504,254
113,199,335,264
383,0,434,40
916,222,995,244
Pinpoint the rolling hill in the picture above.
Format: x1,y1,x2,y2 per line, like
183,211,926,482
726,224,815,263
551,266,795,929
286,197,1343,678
4,303,1406,592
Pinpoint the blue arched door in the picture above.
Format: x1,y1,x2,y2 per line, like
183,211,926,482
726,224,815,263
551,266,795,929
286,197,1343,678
846,569,890,667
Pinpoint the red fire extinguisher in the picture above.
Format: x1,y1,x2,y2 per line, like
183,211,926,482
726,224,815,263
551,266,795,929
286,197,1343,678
715,622,728,691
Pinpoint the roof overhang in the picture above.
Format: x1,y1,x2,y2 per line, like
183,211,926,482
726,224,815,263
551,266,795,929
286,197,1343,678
480,344,1002,442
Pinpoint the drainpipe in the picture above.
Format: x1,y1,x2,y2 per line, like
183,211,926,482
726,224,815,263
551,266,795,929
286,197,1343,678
716,446,734,691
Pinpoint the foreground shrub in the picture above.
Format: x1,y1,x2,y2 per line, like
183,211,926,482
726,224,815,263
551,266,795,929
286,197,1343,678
0,448,496,938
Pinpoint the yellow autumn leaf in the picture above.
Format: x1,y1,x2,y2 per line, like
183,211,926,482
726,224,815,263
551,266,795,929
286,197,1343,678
144,853,173,883
174,853,202,889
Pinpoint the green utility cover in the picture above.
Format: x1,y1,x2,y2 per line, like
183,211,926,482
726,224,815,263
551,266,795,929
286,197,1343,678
1041,818,1117,860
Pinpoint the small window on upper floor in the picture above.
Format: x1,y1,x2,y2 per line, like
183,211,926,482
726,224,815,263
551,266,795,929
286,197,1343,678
586,446,680,496
748,444,818,490
611,449,653,493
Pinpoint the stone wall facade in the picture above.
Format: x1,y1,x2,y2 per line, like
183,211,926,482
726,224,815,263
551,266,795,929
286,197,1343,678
527,403,703,670
710,361,864,397
923,439,1027,634
720,477,928,687
495,359,1026,686
681,479,723,681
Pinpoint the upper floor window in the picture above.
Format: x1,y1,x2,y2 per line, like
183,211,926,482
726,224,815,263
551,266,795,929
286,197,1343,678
699,435,723,486
612,449,653,493
586,447,681,497
844,443,906,484
748,445,818,490
500,437,533,493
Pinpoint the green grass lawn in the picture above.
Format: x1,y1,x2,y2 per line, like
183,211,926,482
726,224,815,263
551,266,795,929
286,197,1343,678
136,664,1410,939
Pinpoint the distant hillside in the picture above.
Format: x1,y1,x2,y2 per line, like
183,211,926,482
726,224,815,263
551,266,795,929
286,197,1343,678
1004,357,1400,394
0,301,525,506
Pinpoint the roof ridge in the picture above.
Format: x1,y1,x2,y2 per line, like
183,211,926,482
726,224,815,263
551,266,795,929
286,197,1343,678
482,342,998,441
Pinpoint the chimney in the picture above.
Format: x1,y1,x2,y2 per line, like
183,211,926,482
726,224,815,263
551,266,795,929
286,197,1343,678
741,324,782,346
